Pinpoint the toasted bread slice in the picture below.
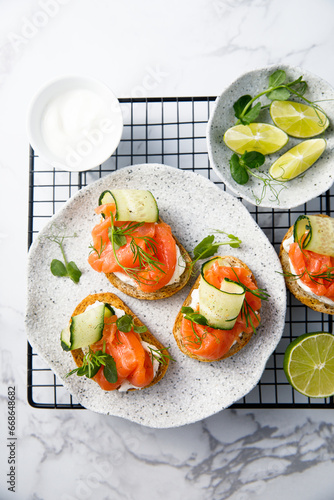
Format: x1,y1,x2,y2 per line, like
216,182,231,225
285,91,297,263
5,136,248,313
173,256,259,362
70,293,169,390
279,215,334,315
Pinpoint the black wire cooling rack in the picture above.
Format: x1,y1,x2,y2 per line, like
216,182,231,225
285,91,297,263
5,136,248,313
27,96,334,410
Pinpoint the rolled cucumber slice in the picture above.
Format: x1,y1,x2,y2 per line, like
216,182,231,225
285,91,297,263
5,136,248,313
99,189,159,222
293,215,334,257
199,258,245,330
60,304,105,351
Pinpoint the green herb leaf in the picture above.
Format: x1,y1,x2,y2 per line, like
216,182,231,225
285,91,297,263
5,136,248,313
181,306,195,315
46,229,81,283
50,259,67,277
133,324,148,334
229,154,249,185
240,151,265,169
242,102,262,124
184,312,208,326
233,95,252,119
116,314,148,335
193,235,216,260
267,87,290,101
66,261,82,283
268,69,286,88
116,315,133,333
103,356,118,383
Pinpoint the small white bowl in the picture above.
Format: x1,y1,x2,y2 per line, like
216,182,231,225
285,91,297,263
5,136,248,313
207,65,334,209
27,76,123,172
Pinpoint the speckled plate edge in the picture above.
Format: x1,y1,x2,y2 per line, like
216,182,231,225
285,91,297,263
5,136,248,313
25,164,286,428
207,64,334,209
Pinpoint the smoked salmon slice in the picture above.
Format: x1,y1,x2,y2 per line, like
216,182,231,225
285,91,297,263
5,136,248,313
90,316,155,391
180,264,261,360
289,242,334,299
88,203,177,292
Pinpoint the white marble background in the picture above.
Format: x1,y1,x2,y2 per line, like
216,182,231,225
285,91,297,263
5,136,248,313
1,0,334,498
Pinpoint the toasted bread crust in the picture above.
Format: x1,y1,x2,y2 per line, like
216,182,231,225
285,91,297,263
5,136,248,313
279,215,334,315
105,231,192,300
70,293,169,390
173,256,259,362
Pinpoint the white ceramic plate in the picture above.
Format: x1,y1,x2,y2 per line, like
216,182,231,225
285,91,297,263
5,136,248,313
27,75,123,172
207,65,334,209
26,164,286,428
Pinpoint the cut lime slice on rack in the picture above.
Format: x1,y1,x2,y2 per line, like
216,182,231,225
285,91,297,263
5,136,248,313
223,123,288,155
270,100,329,138
269,138,326,181
283,332,334,398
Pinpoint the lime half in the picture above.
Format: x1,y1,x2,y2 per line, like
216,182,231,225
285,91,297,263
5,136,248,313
269,138,326,181
284,332,334,398
223,123,288,155
270,100,329,138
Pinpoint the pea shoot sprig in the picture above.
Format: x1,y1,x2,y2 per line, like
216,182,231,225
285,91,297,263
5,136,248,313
108,217,166,286
45,229,82,284
233,70,311,126
66,343,117,383
189,230,242,273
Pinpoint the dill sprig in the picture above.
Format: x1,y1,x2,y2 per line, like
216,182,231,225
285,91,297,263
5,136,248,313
108,216,166,286
147,346,175,365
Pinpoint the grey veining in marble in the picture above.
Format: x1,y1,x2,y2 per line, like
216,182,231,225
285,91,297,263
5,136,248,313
2,0,334,498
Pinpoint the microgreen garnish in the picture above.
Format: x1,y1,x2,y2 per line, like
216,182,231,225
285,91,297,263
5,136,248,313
229,151,287,204
45,229,82,283
181,306,208,326
116,314,148,334
147,346,175,365
66,344,117,383
190,231,242,274
108,217,165,286
233,70,317,126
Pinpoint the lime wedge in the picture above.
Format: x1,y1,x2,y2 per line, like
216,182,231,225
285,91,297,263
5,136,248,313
223,123,288,155
269,138,326,181
270,100,329,138
284,332,334,398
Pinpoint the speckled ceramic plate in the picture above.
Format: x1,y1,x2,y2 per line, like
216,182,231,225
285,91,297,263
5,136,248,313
26,164,286,428
207,65,334,209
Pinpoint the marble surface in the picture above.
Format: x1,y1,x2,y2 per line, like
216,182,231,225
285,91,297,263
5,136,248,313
1,0,334,498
